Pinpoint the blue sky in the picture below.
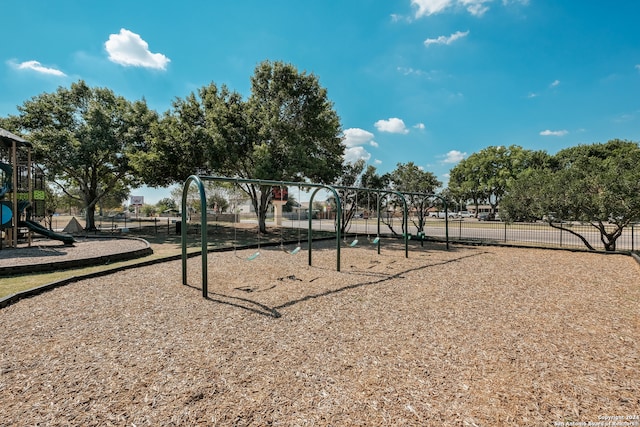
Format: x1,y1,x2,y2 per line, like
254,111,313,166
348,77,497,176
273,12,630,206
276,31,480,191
2,0,639,204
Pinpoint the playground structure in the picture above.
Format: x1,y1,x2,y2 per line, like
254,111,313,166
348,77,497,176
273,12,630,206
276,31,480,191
181,175,449,297
0,128,74,249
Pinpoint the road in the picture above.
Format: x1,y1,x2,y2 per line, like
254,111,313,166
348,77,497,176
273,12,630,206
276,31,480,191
283,217,638,251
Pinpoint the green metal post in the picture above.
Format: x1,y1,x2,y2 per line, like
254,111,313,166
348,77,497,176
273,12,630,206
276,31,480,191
182,175,208,297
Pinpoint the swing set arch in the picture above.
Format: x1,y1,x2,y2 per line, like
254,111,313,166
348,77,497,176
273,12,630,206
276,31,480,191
181,176,450,298
181,175,344,297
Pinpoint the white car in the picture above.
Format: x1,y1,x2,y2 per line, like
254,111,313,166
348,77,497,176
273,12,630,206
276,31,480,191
430,211,455,218
456,211,473,218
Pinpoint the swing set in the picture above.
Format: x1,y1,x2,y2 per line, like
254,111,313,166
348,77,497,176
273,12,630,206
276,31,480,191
181,175,449,298
230,183,303,261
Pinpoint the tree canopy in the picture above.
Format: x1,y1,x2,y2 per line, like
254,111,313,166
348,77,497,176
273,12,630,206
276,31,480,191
142,60,344,232
384,162,442,233
8,80,157,230
500,139,640,251
448,145,548,215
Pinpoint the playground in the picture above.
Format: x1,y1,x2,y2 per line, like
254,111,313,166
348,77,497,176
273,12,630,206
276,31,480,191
1,128,75,249
0,159,638,424
1,237,639,425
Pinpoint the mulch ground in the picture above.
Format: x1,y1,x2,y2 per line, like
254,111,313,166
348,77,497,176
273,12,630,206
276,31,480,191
0,241,638,426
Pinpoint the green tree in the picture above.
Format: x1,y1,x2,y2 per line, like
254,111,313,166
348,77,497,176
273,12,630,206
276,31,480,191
156,197,177,212
448,157,486,217
207,192,229,213
170,60,344,233
133,92,214,187
140,204,157,217
8,81,157,230
386,162,441,235
448,145,546,216
140,61,343,232
501,139,640,251
329,159,367,233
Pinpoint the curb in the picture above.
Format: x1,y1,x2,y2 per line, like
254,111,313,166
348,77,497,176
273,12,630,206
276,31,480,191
0,238,308,310
0,236,152,278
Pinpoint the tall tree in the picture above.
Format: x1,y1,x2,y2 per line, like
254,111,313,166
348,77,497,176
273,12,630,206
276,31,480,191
386,162,441,235
8,80,157,230
200,60,344,232
133,92,214,187
501,139,640,251
140,61,343,233
329,159,367,233
448,145,546,215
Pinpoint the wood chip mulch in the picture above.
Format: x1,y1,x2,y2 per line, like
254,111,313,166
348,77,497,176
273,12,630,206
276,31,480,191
1,241,639,426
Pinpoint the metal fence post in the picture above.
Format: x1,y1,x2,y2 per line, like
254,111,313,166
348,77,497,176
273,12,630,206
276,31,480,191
559,225,562,247
504,222,507,242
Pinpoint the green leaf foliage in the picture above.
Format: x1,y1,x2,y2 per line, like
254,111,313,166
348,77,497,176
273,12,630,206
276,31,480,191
11,80,158,230
146,60,344,232
501,139,640,251
449,145,548,215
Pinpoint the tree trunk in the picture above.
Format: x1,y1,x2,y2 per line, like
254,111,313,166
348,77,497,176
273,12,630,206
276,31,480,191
596,222,623,252
257,185,271,234
85,204,97,231
258,205,268,234
548,222,595,250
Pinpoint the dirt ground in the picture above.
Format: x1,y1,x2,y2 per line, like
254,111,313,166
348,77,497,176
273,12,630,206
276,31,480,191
0,241,639,426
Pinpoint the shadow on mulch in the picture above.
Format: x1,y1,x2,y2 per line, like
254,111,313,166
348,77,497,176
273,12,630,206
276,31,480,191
188,247,485,319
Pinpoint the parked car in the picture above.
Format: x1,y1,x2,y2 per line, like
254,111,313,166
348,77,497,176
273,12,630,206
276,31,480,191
478,212,495,221
108,212,129,219
456,211,473,218
429,211,455,218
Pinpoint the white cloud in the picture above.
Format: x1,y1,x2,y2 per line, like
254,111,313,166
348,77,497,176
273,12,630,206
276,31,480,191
396,67,444,81
344,146,371,164
342,128,376,163
412,0,492,17
343,128,375,147
550,79,560,87
374,118,409,134
612,111,639,123
414,123,426,130
540,129,568,136
105,28,170,70
527,92,538,98
412,0,454,17
635,64,640,72
397,66,425,76
11,60,66,76
442,150,467,163
374,159,383,165
461,0,491,16
424,30,469,47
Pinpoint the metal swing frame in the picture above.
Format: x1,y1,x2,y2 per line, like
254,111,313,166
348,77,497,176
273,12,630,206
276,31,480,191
181,175,344,297
181,176,450,298
278,184,302,255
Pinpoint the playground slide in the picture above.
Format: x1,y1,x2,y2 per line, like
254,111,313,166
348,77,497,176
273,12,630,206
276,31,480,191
20,220,75,245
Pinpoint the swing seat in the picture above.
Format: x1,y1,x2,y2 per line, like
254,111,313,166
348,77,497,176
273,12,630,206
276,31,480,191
247,252,261,260
349,239,358,247
371,237,380,244
282,245,301,255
